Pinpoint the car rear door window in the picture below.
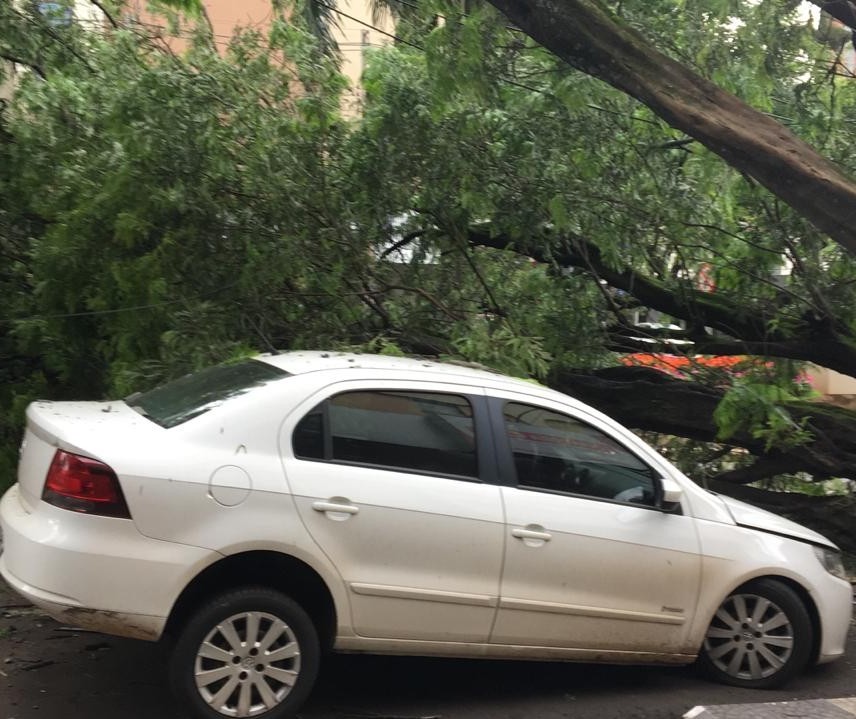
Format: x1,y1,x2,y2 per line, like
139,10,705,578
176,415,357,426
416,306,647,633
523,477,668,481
293,391,478,478
503,402,657,505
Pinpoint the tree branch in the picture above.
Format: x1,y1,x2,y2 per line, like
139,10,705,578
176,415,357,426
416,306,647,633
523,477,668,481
0,52,46,80
549,365,856,481
485,0,856,255
89,0,118,29
466,225,856,376
10,6,97,73
604,327,856,369
379,229,427,260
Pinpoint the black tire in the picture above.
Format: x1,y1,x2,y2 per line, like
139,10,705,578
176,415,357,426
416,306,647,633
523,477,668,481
169,587,320,719
698,578,813,689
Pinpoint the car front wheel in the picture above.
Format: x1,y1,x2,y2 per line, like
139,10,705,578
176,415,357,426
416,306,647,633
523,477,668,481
169,587,320,719
699,578,813,689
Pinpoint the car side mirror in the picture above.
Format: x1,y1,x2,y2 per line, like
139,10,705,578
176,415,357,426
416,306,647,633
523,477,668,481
659,477,683,512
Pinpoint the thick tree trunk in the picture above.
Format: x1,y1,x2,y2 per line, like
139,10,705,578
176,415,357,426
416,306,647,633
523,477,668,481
550,365,856,481
485,0,856,255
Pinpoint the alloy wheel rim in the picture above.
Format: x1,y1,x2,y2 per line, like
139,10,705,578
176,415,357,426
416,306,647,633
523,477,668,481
193,611,301,717
704,593,794,681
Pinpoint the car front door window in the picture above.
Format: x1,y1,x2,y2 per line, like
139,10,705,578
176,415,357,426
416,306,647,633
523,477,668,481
503,402,657,506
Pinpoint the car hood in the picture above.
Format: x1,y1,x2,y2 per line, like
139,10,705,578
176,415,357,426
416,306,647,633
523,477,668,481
716,494,838,550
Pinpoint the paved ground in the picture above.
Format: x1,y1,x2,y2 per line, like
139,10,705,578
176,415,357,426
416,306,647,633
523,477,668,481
0,581,853,719
687,698,856,719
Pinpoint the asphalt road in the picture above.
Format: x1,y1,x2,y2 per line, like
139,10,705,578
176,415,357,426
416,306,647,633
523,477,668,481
0,583,853,719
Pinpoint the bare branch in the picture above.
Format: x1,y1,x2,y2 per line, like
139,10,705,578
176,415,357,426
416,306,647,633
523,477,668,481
379,229,427,260
0,52,46,80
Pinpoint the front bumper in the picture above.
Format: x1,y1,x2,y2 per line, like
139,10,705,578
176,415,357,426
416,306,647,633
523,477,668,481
815,572,854,664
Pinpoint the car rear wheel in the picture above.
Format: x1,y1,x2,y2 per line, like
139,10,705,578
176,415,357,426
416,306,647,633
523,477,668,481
169,587,320,718
699,578,812,689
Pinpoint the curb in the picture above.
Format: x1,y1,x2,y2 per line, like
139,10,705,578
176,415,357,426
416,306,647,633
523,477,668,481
684,698,856,719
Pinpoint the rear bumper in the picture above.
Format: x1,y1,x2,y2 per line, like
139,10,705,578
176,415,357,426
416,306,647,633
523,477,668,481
0,555,164,640
0,484,215,641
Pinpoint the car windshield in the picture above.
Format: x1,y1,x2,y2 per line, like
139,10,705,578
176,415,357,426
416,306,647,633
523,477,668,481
125,359,289,428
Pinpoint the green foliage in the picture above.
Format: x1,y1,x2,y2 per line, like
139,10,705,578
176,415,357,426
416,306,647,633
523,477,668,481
0,2,364,489
714,382,813,451
4,0,856,495
449,320,553,380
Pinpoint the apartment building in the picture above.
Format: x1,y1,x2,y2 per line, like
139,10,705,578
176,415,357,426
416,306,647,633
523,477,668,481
123,0,392,113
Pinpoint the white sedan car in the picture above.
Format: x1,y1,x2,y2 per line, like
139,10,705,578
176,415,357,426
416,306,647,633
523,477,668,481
0,352,851,718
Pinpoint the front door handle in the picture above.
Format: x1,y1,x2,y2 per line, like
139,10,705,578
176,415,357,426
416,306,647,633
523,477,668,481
312,499,359,520
512,527,552,541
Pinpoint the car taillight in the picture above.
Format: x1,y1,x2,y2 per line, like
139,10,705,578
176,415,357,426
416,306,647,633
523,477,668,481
42,449,131,519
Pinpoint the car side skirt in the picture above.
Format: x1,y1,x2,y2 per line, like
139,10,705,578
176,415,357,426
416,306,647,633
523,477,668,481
333,636,696,665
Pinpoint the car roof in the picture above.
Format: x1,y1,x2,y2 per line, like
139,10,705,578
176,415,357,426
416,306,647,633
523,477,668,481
256,351,550,394
250,352,638,453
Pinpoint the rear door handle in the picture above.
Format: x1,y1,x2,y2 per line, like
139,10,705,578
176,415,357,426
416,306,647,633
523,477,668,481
312,499,360,519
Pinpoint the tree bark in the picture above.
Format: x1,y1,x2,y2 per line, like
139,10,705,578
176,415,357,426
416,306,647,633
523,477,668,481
484,0,856,256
